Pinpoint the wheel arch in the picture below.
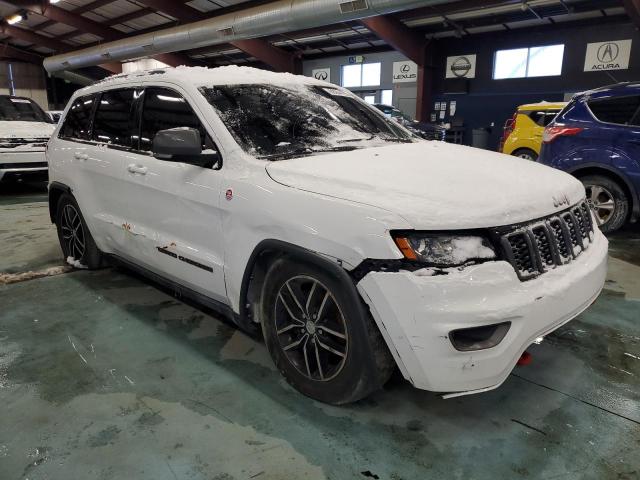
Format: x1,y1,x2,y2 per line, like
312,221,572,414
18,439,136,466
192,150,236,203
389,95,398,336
237,239,358,336
48,181,72,223
569,164,639,222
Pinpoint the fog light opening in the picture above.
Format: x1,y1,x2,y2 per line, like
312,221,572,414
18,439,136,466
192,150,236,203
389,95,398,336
450,322,511,352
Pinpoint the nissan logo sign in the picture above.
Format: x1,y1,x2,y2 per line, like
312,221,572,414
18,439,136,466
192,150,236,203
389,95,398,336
450,56,472,77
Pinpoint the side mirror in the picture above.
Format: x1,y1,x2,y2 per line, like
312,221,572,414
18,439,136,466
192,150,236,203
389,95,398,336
153,128,202,158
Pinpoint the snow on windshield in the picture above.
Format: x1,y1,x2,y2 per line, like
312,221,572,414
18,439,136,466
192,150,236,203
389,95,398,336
199,84,412,159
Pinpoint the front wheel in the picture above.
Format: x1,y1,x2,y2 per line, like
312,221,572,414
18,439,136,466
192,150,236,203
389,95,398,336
55,193,104,269
261,258,394,404
581,175,628,233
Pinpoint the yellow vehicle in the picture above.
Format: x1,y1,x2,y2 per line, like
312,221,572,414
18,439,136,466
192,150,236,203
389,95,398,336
500,101,567,161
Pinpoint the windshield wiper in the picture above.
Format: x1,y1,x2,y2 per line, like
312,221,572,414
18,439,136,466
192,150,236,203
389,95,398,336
259,145,359,161
337,134,375,143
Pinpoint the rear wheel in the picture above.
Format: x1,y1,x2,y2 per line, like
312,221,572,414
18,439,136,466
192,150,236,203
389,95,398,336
512,148,538,161
55,193,104,269
580,175,628,233
261,258,394,404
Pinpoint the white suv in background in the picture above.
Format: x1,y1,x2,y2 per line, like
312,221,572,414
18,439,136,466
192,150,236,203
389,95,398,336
47,67,608,404
0,95,55,183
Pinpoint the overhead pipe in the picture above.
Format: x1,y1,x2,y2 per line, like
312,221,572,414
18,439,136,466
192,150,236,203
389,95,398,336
44,0,454,73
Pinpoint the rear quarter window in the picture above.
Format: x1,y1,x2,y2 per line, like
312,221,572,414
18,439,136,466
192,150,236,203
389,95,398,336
587,95,640,125
59,95,96,140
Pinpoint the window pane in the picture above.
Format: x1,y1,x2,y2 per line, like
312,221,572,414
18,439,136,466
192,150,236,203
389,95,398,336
342,65,362,88
528,45,564,77
588,96,640,125
381,89,393,106
140,88,207,152
93,89,134,147
362,63,381,86
60,95,95,140
493,48,528,79
364,95,376,104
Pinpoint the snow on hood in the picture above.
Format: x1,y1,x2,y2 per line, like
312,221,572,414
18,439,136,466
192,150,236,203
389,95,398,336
0,121,55,139
266,142,585,230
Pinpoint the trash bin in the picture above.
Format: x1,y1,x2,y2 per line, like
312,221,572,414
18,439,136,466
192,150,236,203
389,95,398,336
472,127,491,150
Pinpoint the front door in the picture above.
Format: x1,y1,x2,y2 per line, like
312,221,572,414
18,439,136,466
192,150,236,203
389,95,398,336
124,86,227,303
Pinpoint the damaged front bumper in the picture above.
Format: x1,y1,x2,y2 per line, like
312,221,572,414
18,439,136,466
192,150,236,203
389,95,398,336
357,228,608,394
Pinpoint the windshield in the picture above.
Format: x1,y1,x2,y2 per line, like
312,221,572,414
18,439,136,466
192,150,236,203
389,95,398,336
199,84,413,159
0,96,51,123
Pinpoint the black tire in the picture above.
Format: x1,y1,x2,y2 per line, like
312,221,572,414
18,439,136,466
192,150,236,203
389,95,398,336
55,193,104,269
580,175,628,233
260,258,394,404
512,148,538,161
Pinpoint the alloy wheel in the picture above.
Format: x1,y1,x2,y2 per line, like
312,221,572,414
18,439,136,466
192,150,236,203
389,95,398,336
585,184,615,226
60,204,86,260
274,275,348,382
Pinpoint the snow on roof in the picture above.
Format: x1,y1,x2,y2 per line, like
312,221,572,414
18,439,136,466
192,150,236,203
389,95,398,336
87,65,329,92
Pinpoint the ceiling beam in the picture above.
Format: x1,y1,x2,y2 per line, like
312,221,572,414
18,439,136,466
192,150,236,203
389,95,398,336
133,0,202,23
0,42,41,63
4,0,195,68
623,0,640,28
230,39,301,73
37,0,119,32
0,24,122,74
360,15,426,64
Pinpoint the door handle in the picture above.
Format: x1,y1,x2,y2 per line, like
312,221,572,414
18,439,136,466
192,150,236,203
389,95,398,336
74,152,88,160
127,164,148,175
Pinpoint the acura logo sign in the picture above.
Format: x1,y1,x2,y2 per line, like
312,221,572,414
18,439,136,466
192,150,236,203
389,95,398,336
597,43,619,63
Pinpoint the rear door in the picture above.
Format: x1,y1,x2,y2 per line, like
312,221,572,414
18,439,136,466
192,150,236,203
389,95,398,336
54,92,129,253
588,95,640,179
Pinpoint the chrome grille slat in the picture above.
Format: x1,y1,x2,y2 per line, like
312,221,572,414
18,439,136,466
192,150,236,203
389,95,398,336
500,201,594,281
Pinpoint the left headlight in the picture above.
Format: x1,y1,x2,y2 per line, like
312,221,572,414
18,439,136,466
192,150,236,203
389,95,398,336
392,233,497,266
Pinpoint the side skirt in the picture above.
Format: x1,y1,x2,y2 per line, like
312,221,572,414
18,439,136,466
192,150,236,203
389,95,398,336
107,254,240,326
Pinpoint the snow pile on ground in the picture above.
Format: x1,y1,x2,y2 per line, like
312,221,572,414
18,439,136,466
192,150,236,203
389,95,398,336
66,257,88,269
0,266,70,285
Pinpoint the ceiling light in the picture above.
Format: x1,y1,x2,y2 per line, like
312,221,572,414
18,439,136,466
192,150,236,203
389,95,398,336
6,12,26,24
50,0,61,3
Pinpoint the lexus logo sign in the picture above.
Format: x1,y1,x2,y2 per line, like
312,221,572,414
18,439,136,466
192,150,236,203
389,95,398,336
584,40,632,72
311,68,331,82
393,61,418,83
445,54,476,79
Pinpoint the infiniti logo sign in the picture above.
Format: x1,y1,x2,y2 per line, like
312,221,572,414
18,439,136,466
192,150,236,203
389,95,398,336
553,194,570,208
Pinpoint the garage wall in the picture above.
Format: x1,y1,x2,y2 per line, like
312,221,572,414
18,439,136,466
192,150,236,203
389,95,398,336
430,20,640,150
0,62,49,110
303,51,418,117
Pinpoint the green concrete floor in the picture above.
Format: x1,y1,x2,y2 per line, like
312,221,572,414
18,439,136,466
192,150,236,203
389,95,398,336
1,183,639,480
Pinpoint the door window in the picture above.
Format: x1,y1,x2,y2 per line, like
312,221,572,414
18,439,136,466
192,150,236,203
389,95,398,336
139,87,213,153
587,96,640,125
59,95,96,140
93,89,136,147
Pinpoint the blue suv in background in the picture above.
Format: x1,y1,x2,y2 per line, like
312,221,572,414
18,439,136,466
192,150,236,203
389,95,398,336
539,82,640,233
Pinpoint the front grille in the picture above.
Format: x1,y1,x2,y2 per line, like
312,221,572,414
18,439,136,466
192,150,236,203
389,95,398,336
499,201,594,281
0,138,48,149
1,162,48,169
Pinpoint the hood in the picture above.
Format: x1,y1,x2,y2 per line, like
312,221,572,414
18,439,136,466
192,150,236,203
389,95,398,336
0,121,56,139
265,142,585,230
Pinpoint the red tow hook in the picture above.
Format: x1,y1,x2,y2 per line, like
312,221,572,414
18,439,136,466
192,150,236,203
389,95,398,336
517,351,533,366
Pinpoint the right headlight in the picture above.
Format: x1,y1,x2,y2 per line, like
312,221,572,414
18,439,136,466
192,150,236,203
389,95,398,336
392,233,497,267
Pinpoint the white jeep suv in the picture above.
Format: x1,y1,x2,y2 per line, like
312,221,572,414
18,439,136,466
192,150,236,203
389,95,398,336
0,95,55,183
47,67,608,404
